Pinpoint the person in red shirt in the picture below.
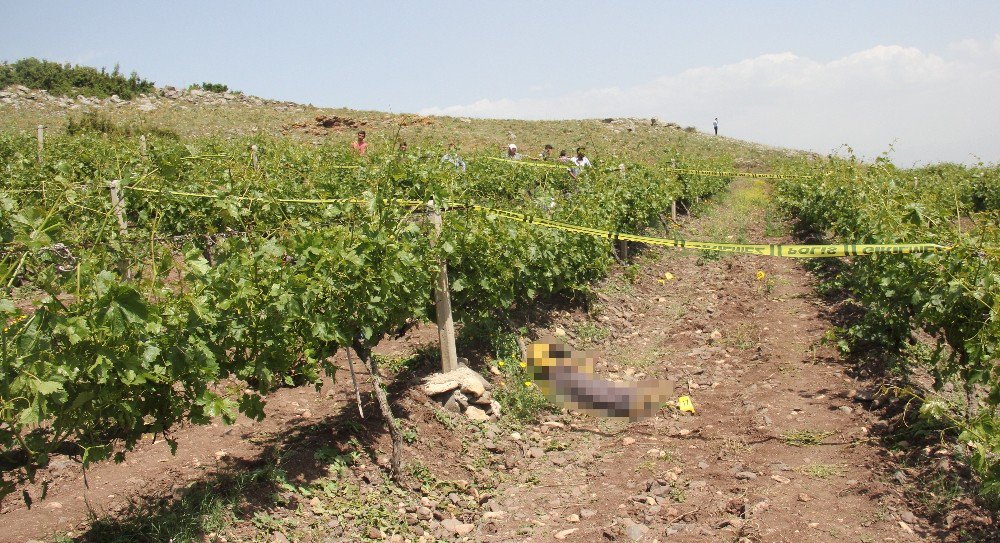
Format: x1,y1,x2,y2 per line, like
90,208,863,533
351,130,368,155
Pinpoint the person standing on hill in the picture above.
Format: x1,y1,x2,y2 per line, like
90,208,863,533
506,143,522,160
569,147,591,178
441,143,466,172
352,130,368,155
713,118,719,136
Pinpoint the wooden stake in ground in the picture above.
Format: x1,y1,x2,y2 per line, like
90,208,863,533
36,125,44,164
250,144,259,171
353,339,403,481
345,348,365,419
672,200,677,223
139,135,148,159
428,203,459,372
108,180,132,279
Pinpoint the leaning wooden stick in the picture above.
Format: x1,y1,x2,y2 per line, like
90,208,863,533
345,349,365,419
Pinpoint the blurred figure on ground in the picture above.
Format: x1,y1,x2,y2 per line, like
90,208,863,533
526,339,676,421
557,149,570,162
441,143,466,172
398,141,408,152
351,130,368,155
713,117,719,135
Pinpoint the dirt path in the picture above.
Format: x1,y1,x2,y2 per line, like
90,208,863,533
480,178,929,542
1,178,940,543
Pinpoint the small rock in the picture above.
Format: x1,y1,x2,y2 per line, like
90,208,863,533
710,329,723,341
622,437,636,446
771,474,791,484
465,405,490,422
566,513,580,522
624,518,649,541
735,471,757,480
698,461,710,469
900,511,918,524
838,406,853,414
555,528,578,539
271,533,290,543
440,518,472,534
527,447,545,458
366,526,383,539
899,521,915,534
798,493,812,502
580,508,597,518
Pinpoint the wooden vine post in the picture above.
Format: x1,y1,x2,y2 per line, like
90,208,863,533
671,199,677,223
36,125,44,164
108,180,132,279
250,144,259,171
139,134,148,159
428,202,459,373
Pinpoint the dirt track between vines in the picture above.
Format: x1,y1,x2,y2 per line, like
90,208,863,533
1,178,961,542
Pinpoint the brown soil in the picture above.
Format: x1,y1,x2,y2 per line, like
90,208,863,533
1,179,993,543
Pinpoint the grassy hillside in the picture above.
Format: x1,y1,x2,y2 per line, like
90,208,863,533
0,85,808,168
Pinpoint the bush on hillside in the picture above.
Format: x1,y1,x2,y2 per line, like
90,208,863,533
0,57,155,99
189,82,230,93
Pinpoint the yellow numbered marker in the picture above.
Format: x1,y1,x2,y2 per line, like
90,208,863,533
677,396,696,414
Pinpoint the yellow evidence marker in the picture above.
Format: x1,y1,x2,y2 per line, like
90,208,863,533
526,339,676,421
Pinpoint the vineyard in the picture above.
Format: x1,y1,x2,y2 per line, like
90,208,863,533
1,119,998,542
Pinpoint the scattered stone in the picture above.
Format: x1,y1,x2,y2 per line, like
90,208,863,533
566,513,580,522
838,406,853,414
900,511,918,524
710,329,723,341
898,521,915,534
366,526,383,539
440,518,474,535
580,508,597,519
555,528,579,539
423,366,491,396
735,471,757,480
798,493,812,502
622,437,636,446
483,511,506,520
698,461,710,470
465,405,490,422
771,474,791,484
623,518,649,541
271,533,289,543
527,447,545,458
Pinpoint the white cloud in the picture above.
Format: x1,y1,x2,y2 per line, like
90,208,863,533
421,38,1000,165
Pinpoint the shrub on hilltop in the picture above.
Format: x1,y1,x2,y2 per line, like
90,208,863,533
0,57,155,99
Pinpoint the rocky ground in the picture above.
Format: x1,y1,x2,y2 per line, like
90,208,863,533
1,179,994,543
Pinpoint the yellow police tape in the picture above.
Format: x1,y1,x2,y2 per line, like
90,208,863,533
470,204,950,258
122,185,949,258
663,167,812,180
480,156,572,171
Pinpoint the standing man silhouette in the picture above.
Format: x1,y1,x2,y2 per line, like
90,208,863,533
713,118,719,136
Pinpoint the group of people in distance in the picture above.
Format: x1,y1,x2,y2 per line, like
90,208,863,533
348,130,592,178
506,143,592,178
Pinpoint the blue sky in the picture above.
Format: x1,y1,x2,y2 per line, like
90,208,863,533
2,1,999,165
